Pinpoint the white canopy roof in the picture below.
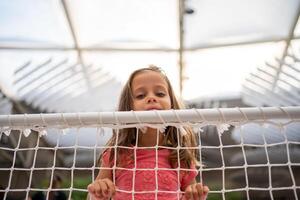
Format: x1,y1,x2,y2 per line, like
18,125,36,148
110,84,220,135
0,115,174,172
0,0,299,112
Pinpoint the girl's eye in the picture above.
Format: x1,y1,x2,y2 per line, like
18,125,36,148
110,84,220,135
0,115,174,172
156,92,166,97
135,94,145,99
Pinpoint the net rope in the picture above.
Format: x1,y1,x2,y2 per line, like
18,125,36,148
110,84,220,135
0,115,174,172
0,107,299,199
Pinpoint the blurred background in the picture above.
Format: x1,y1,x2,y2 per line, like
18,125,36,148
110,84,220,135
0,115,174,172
0,0,300,199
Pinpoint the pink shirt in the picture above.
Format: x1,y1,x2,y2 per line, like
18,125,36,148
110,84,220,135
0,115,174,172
102,148,198,200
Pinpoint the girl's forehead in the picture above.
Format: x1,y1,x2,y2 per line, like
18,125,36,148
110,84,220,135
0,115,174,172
131,70,168,87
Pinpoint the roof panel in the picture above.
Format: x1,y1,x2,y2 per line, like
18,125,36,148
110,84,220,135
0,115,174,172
184,42,285,100
67,0,179,49
184,0,300,49
0,1,299,113
0,0,73,47
0,50,78,99
82,51,180,93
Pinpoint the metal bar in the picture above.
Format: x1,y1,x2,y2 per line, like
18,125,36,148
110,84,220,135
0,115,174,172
249,73,300,101
257,68,299,92
40,69,111,111
243,87,288,107
242,85,286,106
275,58,300,74
0,107,299,128
14,58,52,84
0,45,177,52
24,63,79,102
265,62,300,83
271,2,300,89
178,0,185,97
245,78,299,105
288,53,300,62
31,68,88,107
60,0,80,56
61,0,92,91
14,61,31,75
17,59,69,93
32,64,97,108
187,37,289,51
47,76,115,112
242,90,268,106
1,36,298,52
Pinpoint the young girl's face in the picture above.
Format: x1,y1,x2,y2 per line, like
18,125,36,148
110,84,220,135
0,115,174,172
131,70,171,111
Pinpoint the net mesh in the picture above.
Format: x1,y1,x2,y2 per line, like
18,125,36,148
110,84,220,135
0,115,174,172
0,108,299,200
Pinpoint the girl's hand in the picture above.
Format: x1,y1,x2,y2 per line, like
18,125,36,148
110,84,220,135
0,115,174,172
183,183,209,200
87,178,116,200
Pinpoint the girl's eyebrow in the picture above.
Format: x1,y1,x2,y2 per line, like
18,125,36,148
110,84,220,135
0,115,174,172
133,84,168,93
132,87,145,93
154,85,168,91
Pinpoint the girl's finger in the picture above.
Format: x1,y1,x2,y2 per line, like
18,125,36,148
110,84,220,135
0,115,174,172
104,179,116,196
203,185,209,194
91,182,102,198
196,183,204,196
87,183,95,194
96,180,107,200
184,185,193,200
98,180,109,197
200,185,209,200
192,184,200,200
89,191,102,200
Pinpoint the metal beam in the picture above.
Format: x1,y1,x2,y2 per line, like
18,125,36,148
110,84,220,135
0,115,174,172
187,36,292,51
39,67,109,111
23,62,79,102
265,62,300,83
14,58,52,85
272,2,300,89
17,59,68,94
46,72,114,112
31,64,92,107
178,0,185,97
249,73,300,102
275,57,300,73
61,0,92,91
242,86,282,106
0,45,177,52
1,36,299,52
245,78,299,105
14,61,32,75
257,67,299,92
60,0,81,61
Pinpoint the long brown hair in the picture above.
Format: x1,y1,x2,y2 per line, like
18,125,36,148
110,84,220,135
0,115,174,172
100,65,198,168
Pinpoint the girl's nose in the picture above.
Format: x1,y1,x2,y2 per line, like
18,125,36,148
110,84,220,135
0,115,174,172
147,96,157,103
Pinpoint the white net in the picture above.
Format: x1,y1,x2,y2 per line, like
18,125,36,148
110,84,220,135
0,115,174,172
0,107,299,200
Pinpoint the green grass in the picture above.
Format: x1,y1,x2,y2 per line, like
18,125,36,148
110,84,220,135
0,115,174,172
64,177,90,200
36,177,90,200
207,190,243,200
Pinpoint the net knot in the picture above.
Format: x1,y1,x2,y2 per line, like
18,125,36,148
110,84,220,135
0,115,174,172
216,124,230,135
23,129,31,137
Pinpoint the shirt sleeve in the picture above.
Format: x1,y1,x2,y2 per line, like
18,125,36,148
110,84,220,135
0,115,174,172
180,164,198,190
101,149,113,168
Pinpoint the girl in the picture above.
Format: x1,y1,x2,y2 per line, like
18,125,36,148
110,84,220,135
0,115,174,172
87,66,209,200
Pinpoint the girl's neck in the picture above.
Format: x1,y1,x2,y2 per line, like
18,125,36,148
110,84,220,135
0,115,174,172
137,128,164,147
